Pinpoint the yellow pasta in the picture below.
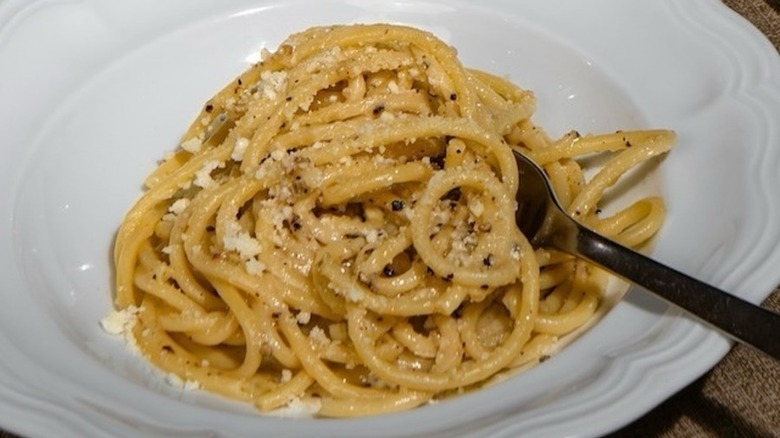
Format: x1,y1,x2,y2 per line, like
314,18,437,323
112,23,674,417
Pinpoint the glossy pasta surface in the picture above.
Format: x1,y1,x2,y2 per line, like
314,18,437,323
113,24,674,417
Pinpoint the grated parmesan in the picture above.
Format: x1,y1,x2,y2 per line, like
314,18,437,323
180,137,203,154
164,372,201,391
346,287,365,303
296,311,312,325
469,198,485,217
231,137,250,161
365,229,379,245
258,70,288,100
308,326,331,347
387,80,400,94
223,221,263,259
266,397,322,418
193,160,224,189
510,244,522,260
99,306,141,336
168,198,190,216
245,258,266,276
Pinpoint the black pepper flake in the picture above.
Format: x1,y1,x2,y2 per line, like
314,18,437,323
449,93,457,101
373,104,385,115
483,254,493,267
237,78,243,85
204,104,214,113
426,267,435,276
206,225,216,232
285,96,292,101
625,140,633,147
391,199,405,211
595,208,603,215
444,273,454,282
292,221,302,231
480,284,489,290
162,345,174,354
443,187,461,202
345,233,361,239
430,154,446,169
382,264,396,277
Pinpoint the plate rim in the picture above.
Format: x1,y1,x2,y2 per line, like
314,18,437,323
1,0,779,437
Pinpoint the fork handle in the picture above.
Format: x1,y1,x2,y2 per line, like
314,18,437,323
567,224,780,361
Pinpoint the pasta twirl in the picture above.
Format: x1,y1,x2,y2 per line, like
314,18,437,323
112,23,674,417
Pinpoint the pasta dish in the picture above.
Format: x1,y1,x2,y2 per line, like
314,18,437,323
111,23,674,416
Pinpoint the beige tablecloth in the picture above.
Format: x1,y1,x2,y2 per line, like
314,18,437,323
1,1,778,437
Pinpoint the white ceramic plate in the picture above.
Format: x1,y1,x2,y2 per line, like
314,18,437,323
1,0,779,437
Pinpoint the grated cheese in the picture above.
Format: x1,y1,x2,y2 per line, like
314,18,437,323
168,198,190,216
387,80,400,94
297,311,312,325
231,137,250,161
223,221,263,259
346,287,365,303
308,326,331,347
245,258,266,275
365,229,379,245
259,70,288,100
193,160,224,189
469,198,485,217
99,306,141,336
266,397,322,418
180,137,203,154
511,244,522,260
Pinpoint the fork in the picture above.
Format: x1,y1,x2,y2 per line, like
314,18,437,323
512,150,780,360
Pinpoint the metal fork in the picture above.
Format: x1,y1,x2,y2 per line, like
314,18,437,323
512,150,780,360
